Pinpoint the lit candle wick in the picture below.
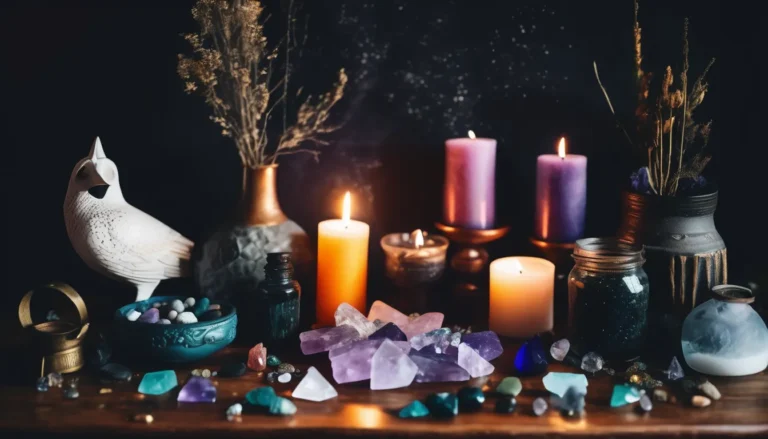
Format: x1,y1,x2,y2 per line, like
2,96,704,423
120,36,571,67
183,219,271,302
342,191,351,229
558,137,566,160
468,130,476,140
412,229,424,249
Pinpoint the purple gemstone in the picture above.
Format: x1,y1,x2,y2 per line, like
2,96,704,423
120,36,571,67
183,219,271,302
418,343,459,359
137,308,160,324
461,331,503,361
330,338,411,384
177,377,216,403
300,325,360,355
409,349,469,383
368,323,407,342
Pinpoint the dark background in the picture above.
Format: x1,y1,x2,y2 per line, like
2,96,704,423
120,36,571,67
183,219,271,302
1,0,762,326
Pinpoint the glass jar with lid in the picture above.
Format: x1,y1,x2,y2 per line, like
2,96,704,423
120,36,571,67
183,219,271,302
568,238,650,359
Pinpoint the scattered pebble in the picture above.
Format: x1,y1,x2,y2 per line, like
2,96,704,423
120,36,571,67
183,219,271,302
276,363,296,374
266,371,279,383
126,310,142,322
580,352,604,373
549,339,570,361
191,369,202,377
698,381,721,400
533,397,548,416
226,403,243,421
652,389,668,402
277,373,292,383
176,312,198,324
638,394,653,412
99,388,113,394
691,395,711,408
134,414,154,424
201,369,212,378
267,355,281,367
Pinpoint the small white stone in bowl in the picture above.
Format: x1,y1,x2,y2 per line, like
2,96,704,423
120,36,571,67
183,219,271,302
177,312,198,324
168,310,178,321
171,300,185,313
127,310,142,321
184,297,196,309
158,319,171,325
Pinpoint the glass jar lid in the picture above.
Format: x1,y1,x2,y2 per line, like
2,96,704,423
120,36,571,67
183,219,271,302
573,237,645,271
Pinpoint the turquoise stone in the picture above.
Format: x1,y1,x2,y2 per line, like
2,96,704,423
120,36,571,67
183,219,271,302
267,355,281,367
138,370,178,395
398,400,430,418
542,372,589,398
425,392,459,418
610,384,643,407
457,387,485,412
193,297,211,317
496,377,523,396
245,386,277,407
268,396,297,416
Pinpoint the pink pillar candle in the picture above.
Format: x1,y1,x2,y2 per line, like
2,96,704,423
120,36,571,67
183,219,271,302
443,132,497,229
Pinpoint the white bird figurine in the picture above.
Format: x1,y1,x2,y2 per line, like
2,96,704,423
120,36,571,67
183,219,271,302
64,137,194,301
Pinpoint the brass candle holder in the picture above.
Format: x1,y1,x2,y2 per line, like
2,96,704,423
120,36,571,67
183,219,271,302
435,222,510,274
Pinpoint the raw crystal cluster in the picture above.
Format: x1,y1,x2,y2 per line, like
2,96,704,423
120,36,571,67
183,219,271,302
299,301,502,390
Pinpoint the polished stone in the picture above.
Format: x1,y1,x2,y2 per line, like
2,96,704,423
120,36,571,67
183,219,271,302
496,376,523,396
425,392,459,418
580,352,604,373
457,386,485,412
533,397,548,416
177,377,217,403
610,384,643,407
247,343,267,371
138,370,178,395
138,308,160,323
245,386,277,407
398,400,430,418
267,355,281,367
554,386,586,416
268,396,297,415
549,338,570,361
495,397,517,413
514,336,548,375
292,367,338,402
639,394,653,412
542,372,589,398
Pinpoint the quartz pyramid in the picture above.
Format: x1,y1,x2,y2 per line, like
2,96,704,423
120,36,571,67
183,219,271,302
292,367,338,402
457,343,494,378
370,339,418,390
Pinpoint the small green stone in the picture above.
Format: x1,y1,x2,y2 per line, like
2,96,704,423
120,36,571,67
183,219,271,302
496,377,523,396
610,384,643,408
137,370,178,395
457,387,485,412
425,392,459,418
268,396,297,416
267,355,281,367
245,386,277,407
495,397,517,414
398,400,430,418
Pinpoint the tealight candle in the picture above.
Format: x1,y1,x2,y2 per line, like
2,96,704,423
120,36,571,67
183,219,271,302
489,257,555,338
316,192,370,326
380,229,449,287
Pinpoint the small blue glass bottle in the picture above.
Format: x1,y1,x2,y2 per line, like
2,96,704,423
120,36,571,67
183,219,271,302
241,253,301,346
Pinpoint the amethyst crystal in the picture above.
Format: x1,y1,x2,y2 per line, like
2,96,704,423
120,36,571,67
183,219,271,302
329,338,410,384
299,325,360,355
177,377,216,403
370,340,418,390
630,167,651,194
461,331,503,361
409,349,470,383
368,322,407,342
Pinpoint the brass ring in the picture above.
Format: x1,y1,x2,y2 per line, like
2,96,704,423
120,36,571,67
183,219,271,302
18,282,89,330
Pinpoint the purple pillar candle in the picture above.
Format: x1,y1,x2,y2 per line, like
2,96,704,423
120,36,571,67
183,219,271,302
534,138,587,243
443,131,497,229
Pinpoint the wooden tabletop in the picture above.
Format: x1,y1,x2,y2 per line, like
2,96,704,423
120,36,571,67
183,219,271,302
1,337,767,439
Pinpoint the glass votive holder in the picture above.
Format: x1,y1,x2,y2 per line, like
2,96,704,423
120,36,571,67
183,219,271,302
380,230,449,287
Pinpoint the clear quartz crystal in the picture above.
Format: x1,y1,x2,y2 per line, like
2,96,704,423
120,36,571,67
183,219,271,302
665,356,685,381
580,352,604,373
533,397,548,416
550,339,570,361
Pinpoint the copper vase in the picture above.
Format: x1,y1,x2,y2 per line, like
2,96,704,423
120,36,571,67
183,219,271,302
240,165,288,226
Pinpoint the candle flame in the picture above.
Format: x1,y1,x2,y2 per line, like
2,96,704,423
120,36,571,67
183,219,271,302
414,229,424,249
468,130,476,139
511,258,524,274
342,191,351,227
558,137,566,159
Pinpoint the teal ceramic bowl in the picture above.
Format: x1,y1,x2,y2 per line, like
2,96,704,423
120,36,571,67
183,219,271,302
113,296,237,363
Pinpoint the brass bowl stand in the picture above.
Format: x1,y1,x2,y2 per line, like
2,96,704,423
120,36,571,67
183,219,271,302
435,222,510,274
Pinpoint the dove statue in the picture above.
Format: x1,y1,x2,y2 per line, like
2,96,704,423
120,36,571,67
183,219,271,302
64,137,194,301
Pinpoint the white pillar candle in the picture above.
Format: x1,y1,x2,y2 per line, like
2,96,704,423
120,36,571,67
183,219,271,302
489,257,555,338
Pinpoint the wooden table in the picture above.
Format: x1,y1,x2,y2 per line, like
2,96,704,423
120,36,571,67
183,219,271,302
1,337,767,439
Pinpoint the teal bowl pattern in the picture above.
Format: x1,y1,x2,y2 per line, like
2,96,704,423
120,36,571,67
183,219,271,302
114,296,237,363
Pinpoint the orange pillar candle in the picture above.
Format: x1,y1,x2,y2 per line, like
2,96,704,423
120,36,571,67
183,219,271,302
316,192,370,326
489,257,555,338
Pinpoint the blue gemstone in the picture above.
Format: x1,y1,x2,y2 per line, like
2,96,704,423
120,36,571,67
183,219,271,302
514,336,548,375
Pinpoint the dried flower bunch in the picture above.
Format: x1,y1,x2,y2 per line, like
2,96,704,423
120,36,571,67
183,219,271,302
594,0,715,196
178,0,347,168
